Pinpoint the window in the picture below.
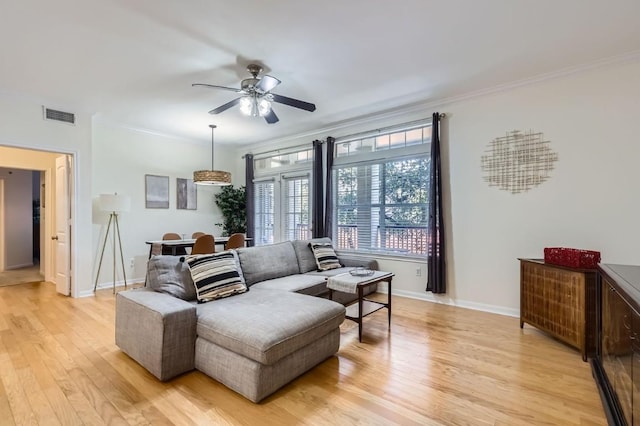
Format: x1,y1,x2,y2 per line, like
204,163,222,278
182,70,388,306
332,122,431,257
253,148,312,245
335,124,431,157
254,149,313,171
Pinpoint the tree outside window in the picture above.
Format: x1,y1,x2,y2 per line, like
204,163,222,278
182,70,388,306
335,157,429,255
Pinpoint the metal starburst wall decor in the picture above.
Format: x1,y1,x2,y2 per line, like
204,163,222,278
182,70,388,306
481,130,558,194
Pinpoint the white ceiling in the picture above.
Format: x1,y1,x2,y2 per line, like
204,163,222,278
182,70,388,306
1,0,639,146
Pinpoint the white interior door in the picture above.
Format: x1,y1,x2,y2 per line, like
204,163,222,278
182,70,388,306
54,155,70,295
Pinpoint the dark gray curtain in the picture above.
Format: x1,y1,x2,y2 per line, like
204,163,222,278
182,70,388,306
426,113,446,293
244,154,255,247
311,140,324,238
323,137,335,237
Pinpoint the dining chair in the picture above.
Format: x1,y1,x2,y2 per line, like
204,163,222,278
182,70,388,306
224,233,246,250
192,231,205,239
191,234,215,255
162,232,187,255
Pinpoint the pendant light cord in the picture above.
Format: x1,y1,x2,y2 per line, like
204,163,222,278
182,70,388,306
210,124,217,169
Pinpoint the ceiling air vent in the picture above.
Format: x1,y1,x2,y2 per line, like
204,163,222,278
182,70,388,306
43,107,76,125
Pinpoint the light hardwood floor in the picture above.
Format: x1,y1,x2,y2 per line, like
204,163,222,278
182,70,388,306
0,265,43,287
0,282,606,425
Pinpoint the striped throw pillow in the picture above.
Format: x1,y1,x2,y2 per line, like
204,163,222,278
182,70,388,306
184,251,247,303
309,242,342,271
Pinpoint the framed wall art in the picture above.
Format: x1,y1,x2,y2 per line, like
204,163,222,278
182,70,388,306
145,174,170,208
177,178,197,210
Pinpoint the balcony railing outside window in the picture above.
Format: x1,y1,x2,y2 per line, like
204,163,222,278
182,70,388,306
298,223,428,255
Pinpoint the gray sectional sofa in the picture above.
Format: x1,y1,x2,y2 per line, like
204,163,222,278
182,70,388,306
115,238,377,402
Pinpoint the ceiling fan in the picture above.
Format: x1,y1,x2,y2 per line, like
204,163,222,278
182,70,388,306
192,64,316,124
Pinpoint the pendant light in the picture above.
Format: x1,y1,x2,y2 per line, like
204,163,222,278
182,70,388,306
194,124,232,186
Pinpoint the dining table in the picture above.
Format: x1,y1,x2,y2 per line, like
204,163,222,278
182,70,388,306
145,236,251,258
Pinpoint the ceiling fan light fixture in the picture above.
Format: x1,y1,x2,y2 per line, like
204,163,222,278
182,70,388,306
258,98,271,116
239,96,253,116
193,64,314,124
193,124,232,186
239,95,271,117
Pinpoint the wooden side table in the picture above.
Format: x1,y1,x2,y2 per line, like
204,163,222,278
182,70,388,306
328,271,394,342
519,258,597,361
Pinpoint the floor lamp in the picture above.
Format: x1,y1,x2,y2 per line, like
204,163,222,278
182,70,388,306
94,193,131,293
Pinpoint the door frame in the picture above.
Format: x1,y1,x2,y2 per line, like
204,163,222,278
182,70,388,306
0,142,77,296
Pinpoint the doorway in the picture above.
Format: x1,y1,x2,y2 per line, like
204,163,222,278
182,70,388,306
0,167,44,286
0,145,74,295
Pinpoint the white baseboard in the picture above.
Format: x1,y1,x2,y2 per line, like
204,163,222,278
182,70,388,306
378,288,519,318
78,276,145,298
81,277,519,318
5,262,35,270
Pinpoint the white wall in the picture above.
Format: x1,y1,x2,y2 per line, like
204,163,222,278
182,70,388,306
235,58,640,317
0,96,92,297
0,168,32,269
444,59,640,315
91,121,240,290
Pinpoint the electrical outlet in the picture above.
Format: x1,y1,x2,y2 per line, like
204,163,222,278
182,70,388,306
416,267,421,277
129,258,135,268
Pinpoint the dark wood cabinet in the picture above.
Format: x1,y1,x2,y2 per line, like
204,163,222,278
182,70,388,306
519,259,597,361
593,264,640,425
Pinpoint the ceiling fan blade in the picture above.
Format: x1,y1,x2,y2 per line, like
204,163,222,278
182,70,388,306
192,83,242,93
209,97,241,114
255,75,281,93
271,94,316,112
264,109,279,124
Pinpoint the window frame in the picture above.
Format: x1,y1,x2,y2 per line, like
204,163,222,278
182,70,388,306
252,149,313,245
331,124,431,260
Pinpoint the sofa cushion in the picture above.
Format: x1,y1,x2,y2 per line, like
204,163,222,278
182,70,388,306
291,237,333,273
309,242,342,271
250,274,327,296
196,288,345,365
236,242,300,286
184,252,247,303
146,255,196,301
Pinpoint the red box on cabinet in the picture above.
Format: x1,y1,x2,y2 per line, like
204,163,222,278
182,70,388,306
543,247,601,269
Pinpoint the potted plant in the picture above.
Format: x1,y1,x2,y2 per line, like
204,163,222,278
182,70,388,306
214,185,246,236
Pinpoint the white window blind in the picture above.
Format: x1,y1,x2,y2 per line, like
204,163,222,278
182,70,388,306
283,176,311,241
254,180,275,246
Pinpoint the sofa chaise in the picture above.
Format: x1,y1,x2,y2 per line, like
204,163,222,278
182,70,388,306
115,238,377,402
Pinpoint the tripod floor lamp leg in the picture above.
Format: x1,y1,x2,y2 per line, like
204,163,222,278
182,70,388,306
94,214,114,292
114,213,127,291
